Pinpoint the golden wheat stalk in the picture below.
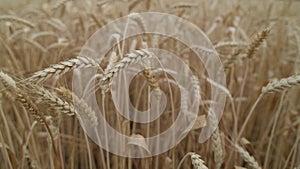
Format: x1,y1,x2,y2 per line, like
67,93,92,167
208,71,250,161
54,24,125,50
51,0,72,10
0,15,35,28
214,41,248,49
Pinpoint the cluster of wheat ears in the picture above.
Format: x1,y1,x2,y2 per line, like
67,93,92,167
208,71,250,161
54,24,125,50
0,0,299,169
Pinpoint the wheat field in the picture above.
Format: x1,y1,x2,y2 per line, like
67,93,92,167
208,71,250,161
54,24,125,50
0,0,299,169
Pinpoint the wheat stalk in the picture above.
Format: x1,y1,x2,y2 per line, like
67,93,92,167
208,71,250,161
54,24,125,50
24,38,47,53
27,56,100,83
51,0,72,10
170,2,198,9
214,41,248,49
0,15,35,28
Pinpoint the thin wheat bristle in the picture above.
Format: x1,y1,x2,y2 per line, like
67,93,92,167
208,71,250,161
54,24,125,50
261,75,300,94
246,27,271,58
27,56,100,83
0,15,35,28
235,144,261,169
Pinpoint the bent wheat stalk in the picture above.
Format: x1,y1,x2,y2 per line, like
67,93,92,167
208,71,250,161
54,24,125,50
0,15,35,28
237,75,300,141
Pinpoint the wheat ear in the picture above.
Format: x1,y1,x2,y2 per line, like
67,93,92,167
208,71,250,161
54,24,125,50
128,13,146,32
100,49,153,91
27,56,100,83
0,72,60,157
142,68,160,93
56,87,98,127
211,128,225,169
261,75,300,94
32,85,75,116
235,144,261,169
246,27,270,58
190,153,208,169
0,72,44,123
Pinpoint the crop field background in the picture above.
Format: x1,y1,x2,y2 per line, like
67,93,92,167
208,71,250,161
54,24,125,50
0,0,299,169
